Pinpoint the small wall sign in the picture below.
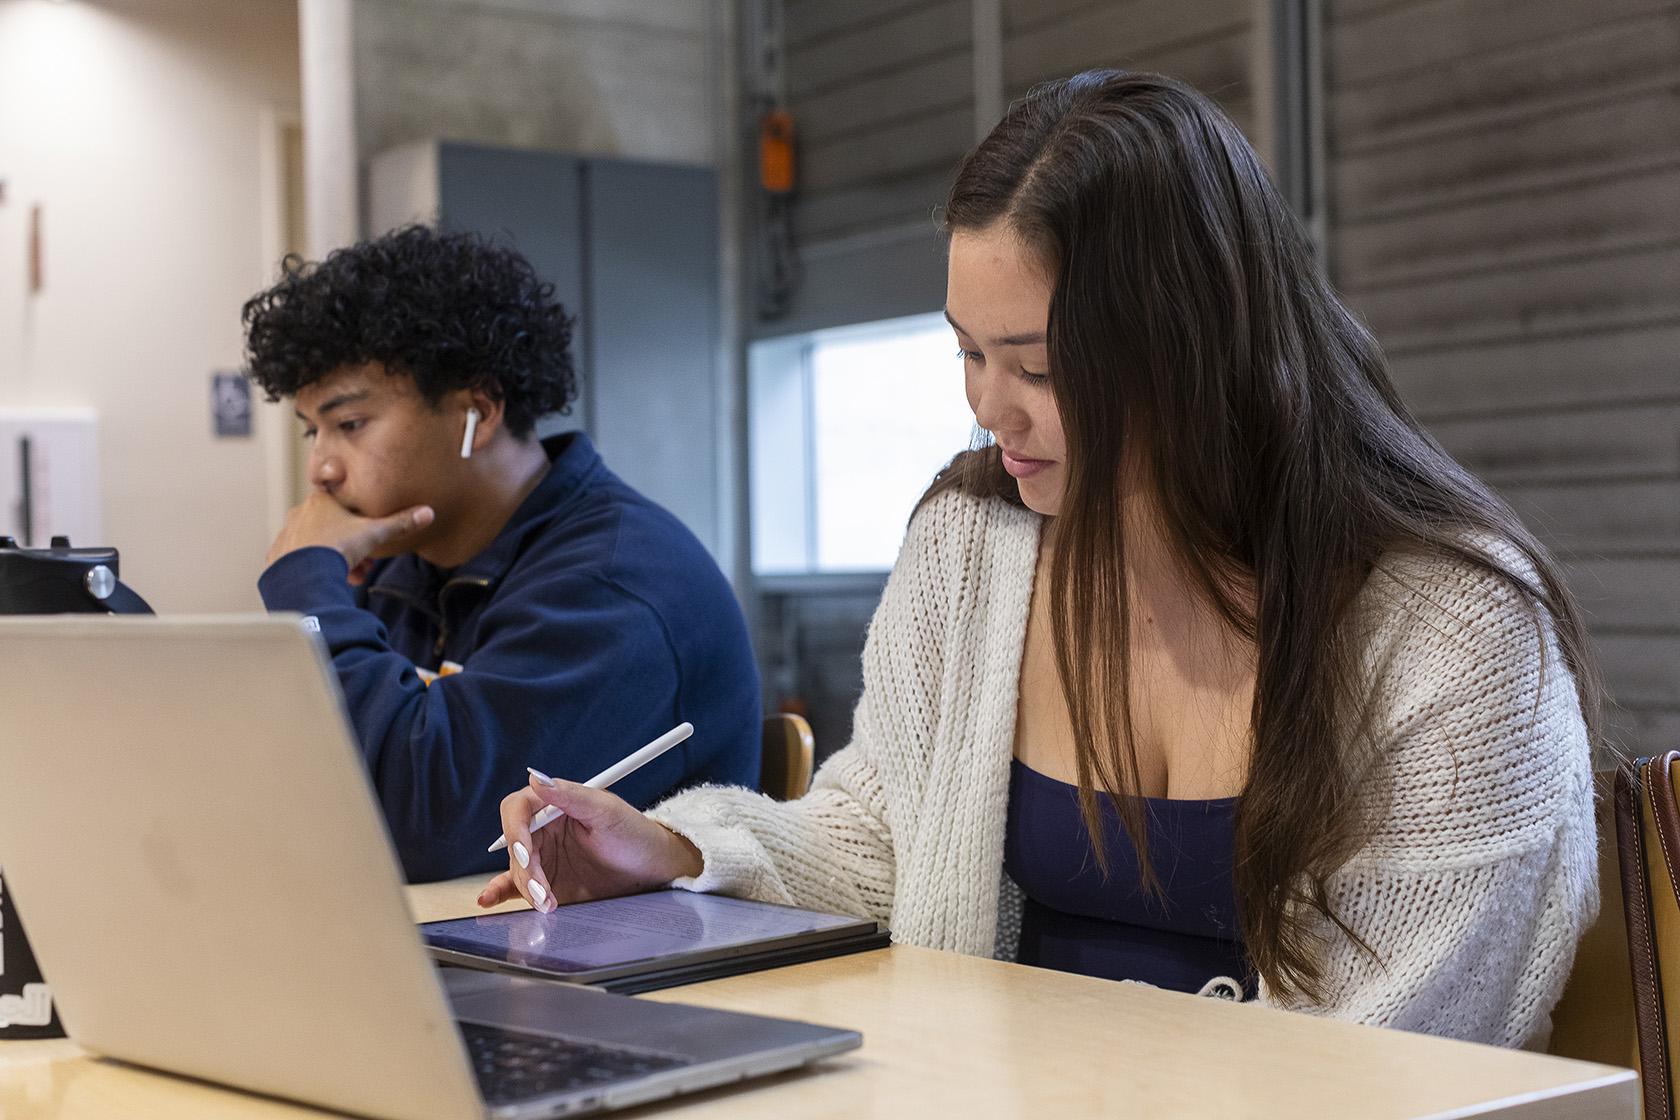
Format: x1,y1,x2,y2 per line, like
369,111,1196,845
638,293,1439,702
212,372,253,438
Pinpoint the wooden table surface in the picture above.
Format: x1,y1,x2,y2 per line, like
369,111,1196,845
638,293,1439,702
0,877,1637,1119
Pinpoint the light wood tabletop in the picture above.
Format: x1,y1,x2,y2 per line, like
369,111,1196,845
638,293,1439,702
0,877,1638,1119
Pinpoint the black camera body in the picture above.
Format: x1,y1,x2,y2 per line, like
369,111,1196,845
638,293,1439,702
0,536,154,615
0,535,152,1037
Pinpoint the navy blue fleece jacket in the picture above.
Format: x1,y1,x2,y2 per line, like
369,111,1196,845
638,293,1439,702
259,432,761,882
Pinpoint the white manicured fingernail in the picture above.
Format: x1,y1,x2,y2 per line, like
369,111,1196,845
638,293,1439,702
512,841,529,869
527,766,555,787
529,880,547,908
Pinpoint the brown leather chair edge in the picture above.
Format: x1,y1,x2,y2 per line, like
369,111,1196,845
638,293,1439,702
1617,751,1680,1120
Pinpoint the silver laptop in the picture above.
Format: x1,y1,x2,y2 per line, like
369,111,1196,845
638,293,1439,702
0,615,860,1120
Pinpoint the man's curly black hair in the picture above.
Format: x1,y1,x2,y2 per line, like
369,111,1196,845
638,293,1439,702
241,225,576,437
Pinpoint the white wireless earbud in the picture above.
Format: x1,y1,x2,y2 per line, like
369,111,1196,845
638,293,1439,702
460,407,481,459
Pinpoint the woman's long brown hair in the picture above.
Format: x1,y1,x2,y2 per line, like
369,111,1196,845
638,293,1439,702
925,71,1605,1002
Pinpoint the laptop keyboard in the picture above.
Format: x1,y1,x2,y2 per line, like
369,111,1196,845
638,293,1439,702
460,1020,691,1107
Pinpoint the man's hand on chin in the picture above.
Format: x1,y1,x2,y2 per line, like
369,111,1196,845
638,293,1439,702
266,491,436,581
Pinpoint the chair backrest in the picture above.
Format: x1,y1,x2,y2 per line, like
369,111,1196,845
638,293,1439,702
1612,752,1680,1120
760,712,815,801
1614,752,1680,1119
1548,769,1636,1069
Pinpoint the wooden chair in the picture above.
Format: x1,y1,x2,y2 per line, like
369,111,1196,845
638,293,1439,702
1545,755,1680,1120
1609,751,1680,1119
1548,769,1637,1072
760,712,815,801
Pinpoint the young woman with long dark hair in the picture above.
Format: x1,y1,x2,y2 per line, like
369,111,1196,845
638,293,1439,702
478,70,1602,1046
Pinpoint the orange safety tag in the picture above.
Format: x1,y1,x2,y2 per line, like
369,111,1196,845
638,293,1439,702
759,110,796,194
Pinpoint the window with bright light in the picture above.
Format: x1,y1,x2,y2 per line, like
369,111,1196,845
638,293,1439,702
750,312,977,575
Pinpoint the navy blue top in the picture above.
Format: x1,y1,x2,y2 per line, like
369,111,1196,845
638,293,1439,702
259,432,762,882
1003,759,1251,994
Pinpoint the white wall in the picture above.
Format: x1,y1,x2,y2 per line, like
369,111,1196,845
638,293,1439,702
0,0,301,612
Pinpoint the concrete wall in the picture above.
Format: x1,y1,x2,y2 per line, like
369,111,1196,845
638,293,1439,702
351,0,718,172
1324,0,1680,757
0,0,300,612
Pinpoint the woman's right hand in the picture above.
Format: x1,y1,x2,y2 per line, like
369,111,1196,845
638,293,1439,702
477,774,705,913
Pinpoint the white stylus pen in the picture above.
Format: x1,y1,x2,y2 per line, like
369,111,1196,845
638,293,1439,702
487,721,694,853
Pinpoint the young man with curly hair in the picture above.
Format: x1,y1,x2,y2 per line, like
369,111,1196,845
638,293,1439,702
243,225,761,882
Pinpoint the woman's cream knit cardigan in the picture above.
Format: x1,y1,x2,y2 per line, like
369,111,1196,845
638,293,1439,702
649,489,1597,1047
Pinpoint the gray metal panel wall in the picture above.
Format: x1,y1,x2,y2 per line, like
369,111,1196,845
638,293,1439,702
1324,0,1680,755
753,0,975,337
1003,0,1257,137
585,160,723,558
436,143,590,431
786,0,974,244
425,144,724,559
761,0,1260,340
